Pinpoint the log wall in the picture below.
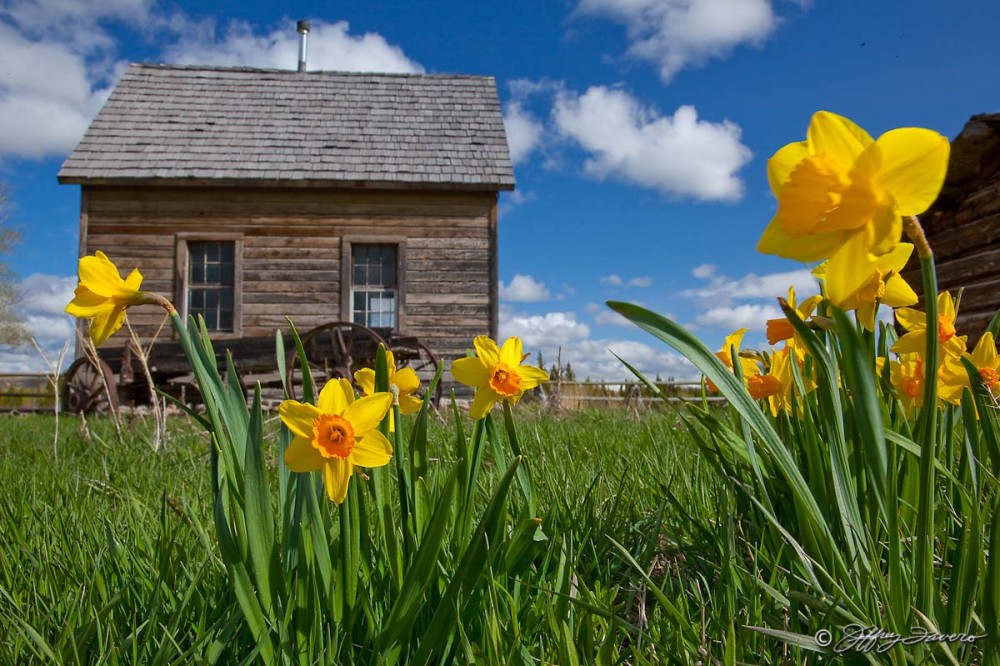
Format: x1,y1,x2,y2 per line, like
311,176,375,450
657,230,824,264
900,114,1000,346
80,185,498,370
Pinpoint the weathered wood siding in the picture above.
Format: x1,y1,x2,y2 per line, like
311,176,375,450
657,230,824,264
900,114,1000,346
81,186,497,367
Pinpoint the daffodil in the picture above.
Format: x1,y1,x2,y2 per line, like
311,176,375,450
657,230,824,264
65,251,146,346
708,328,761,392
891,291,967,360
765,286,823,345
279,378,393,504
939,332,1000,406
889,353,925,413
451,335,549,419
757,111,949,299
354,349,422,432
812,242,918,331
747,346,815,417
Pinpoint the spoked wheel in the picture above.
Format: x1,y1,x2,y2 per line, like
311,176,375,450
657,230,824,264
396,340,443,407
286,322,387,401
62,357,119,414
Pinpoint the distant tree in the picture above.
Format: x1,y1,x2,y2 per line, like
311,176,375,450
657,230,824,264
536,351,545,373
0,189,28,346
565,363,576,381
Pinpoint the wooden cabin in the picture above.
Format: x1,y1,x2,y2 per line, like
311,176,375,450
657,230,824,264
900,113,1000,345
59,64,515,378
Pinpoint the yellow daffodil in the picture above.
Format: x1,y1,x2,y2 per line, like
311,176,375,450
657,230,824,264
708,328,760,392
451,335,549,419
889,353,925,413
765,285,823,345
65,251,146,346
939,333,1000,406
747,346,815,417
279,378,393,504
891,291,967,360
812,242,918,331
757,111,949,299
354,349,422,432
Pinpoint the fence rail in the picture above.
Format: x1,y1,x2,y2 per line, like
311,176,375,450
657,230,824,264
0,373,56,411
542,379,725,410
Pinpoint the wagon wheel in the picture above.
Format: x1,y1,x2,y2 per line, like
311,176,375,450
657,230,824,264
286,322,388,401
62,357,119,414
396,340,443,407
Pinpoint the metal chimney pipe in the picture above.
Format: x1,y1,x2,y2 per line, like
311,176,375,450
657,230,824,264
296,20,310,72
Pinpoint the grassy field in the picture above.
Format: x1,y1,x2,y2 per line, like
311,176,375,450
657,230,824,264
0,406,737,664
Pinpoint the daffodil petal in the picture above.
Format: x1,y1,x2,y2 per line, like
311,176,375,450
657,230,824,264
452,357,489,388
122,268,143,295
78,252,126,298
398,394,423,415
824,233,876,306
393,367,421,394
65,286,111,317
279,400,320,439
890,330,926,355
352,430,393,468
516,365,549,391
895,307,925,332
90,305,126,346
857,302,877,332
473,335,500,367
972,333,998,368
284,436,325,472
882,274,918,307
354,368,376,396
500,337,523,367
767,140,810,194
323,459,352,504
469,388,496,420
938,292,956,321
807,110,873,169
343,392,392,436
876,127,950,216
317,378,352,414
757,212,850,262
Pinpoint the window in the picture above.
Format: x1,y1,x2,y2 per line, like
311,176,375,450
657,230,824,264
187,241,235,332
351,244,397,329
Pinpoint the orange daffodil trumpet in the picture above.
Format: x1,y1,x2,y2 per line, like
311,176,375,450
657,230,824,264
758,111,949,300
765,286,823,345
280,378,393,504
65,250,172,345
892,291,967,360
354,349,422,432
451,335,549,419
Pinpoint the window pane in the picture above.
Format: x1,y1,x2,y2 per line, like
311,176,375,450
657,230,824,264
188,240,236,332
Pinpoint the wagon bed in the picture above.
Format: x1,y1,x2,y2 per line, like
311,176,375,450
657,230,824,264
62,322,440,414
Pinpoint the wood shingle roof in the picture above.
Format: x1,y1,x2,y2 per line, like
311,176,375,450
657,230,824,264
58,63,515,190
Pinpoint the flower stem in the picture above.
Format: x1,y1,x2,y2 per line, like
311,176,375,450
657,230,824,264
907,214,939,618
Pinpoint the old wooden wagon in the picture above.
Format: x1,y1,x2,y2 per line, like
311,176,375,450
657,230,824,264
901,113,1000,344
61,321,441,413
58,62,516,407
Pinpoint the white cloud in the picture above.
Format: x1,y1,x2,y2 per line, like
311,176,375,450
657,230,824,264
695,303,783,330
0,21,120,158
163,19,423,73
503,101,544,165
685,267,817,306
601,274,624,286
576,0,778,82
552,86,751,201
499,274,551,302
0,273,78,372
499,305,696,381
628,276,653,288
594,308,638,327
692,263,717,280
501,310,590,349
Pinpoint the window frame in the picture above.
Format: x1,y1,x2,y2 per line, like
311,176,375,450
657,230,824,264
340,237,406,332
175,233,244,337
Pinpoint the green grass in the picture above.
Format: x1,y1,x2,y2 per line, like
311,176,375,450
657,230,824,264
0,407,721,664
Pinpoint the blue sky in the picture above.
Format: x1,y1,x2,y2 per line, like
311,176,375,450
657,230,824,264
2,0,999,377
